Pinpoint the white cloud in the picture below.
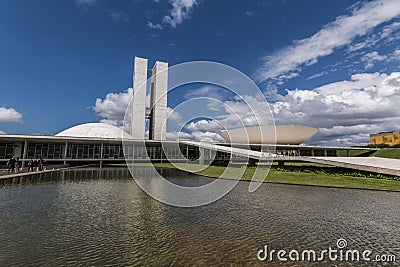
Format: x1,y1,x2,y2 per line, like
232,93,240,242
93,88,133,127
218,95,274,129
348,21,400,52
190,131,225,142
166,131,192,141
109,11,129,22
0,130,6,135
166,130,225,143
163,0,199,28
185,119,224,132
75,0,96,6
361,51,387,69
268,72,400,145
307,71,328,80
94,70,400,146
392,49,400,60
94,88,179,126
167,107,182,121
94,89,227,143
170,95,272,139
380,21,400,40
185,85,226,101
0,107,23,124
147,21,163,30
256,0,400,82
245,11,255,18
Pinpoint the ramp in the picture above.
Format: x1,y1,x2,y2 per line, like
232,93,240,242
182,141,400,176
305,157,400,176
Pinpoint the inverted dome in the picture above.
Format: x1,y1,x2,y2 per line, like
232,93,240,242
55,123,131,139
219,125,318,145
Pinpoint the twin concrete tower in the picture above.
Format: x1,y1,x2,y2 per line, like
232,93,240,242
131,57,168,141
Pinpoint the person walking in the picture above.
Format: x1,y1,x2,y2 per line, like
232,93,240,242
38,157,45,171
14,157,20,173
7,156,15,173
27,159,34,172
33,159,38,171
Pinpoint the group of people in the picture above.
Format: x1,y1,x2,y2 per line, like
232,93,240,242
6,156,45,173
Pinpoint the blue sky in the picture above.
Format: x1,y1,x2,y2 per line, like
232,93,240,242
1,0,400,145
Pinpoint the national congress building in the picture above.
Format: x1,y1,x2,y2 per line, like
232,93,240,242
0,57,362,167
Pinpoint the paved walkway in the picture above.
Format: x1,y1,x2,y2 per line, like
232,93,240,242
0,168,59,180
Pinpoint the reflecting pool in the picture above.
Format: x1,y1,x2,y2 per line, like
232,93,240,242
0,167,399,266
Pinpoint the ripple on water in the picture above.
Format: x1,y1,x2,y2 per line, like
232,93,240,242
0,168,399,266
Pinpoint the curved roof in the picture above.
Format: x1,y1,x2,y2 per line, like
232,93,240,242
55,123,131,139
220,125,318,145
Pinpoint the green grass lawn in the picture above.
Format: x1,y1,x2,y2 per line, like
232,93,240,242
371,148,400,159
338,149,370,157
113,162,400,192
195,165,400,191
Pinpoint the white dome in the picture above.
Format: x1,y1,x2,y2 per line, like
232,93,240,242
55,123,131,139
220,125,318,145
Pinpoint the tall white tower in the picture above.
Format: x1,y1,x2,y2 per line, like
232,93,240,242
131,57,148,140
131,57,168,141
149,61,168,141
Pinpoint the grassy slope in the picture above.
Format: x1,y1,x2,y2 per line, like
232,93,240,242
371,148,400,159
196,165,400,191
117,163,400,192
337,149,370,157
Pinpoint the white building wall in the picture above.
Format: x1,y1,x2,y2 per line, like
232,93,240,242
150,61,168,141
131,57,148,139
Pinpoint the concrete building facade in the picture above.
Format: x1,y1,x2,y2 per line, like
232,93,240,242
131,57,168,141
149,61,168,141
131,57,148,140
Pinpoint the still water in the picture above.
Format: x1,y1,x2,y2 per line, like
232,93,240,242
0,167,399,266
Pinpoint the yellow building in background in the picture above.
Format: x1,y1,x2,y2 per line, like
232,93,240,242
370,131,400,146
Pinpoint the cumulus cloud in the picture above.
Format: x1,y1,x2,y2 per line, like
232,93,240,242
94,88,181,126
93,71,400,146
0,130,6,135
163,0,200,28
256,0,400,82
167,107,182,121
268,72,400,145
168,95,273,143
166,130,225,143
165,131,192,141
0,107,23,124
219,95,274,129
94,88,133,127
147,21,163,30
190,131,225,142
185,119,224,132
